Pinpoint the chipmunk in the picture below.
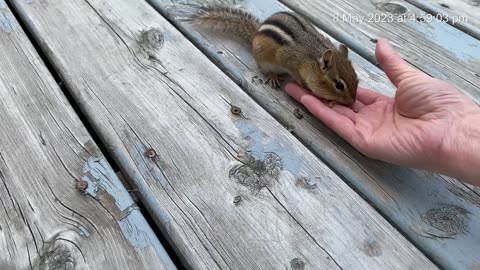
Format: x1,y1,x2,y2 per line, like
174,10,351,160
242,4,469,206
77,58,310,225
193,6,358,106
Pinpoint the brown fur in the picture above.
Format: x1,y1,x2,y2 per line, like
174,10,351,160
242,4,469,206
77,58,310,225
193,6,261,43
252,36,280,66
194,7,359,105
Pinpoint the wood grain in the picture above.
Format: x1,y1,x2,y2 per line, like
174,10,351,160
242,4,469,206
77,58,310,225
280,0,480,103
146,0,480,269
0,1,175,269
406,0,480,40
8,0,437,269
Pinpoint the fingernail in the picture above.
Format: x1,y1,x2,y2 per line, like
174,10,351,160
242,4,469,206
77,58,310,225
382,39,392,50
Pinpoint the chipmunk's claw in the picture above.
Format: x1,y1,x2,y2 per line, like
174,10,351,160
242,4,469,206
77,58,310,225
265,73,282,88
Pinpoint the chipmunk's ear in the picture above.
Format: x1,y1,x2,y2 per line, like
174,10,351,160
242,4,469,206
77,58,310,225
320,49,334,71
338,44,348,57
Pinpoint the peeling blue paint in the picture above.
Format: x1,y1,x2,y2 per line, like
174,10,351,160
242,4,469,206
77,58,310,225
242,0,281,18
82,156,176,269
83,157,132,210
119,210,159,249
78,225,90,238
234,119,306,180
407,19,480,64
111,147,172,235
0,2,18,33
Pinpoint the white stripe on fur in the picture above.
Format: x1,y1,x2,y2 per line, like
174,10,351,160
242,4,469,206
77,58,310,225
258,24,293,43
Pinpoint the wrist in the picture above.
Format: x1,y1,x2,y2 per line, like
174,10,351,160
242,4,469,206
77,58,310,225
441,106,480,185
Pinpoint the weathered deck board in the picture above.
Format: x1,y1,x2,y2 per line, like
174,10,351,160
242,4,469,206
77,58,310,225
8,0,438,269
0,1,175,269
280,0,480,103
406,0,480,40
146,0,480,269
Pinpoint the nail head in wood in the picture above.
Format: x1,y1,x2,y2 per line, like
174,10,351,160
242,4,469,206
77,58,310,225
233,195,242,205
294,108,303,119
230,106,242,115
144,148,157,158
75,180,88,191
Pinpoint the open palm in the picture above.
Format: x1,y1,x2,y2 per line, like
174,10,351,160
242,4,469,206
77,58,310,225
285,39,478,170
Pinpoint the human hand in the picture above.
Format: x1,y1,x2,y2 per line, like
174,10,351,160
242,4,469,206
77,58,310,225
285,39,480,183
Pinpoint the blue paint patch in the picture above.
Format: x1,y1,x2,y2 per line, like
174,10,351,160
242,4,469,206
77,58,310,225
0,3,18,33
406,18,480,64
118,209,164,251
111,147,172,234
78,225,90,238
234,118,304,179
83,157,132,210
82,156,176,269
242,0,282,18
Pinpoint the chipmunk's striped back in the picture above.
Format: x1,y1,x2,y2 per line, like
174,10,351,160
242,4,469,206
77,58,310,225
256,11,334,51
194,7,333,50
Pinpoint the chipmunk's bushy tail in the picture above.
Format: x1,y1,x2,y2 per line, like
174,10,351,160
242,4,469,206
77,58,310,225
193,6,261,43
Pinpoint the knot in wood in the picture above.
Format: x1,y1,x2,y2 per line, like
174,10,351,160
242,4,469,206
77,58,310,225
293,108,303,119
378,2,408,14
361,239,382,257
230,153,282,192
295,177,317,190
290,258,305,270
139,28,164,50
422,205,468,235
39,240,76,270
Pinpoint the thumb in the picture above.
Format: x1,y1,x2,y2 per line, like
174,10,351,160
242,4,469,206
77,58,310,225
375,39,424,87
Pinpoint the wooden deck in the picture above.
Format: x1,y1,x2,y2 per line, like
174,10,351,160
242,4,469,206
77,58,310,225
0,0,478,269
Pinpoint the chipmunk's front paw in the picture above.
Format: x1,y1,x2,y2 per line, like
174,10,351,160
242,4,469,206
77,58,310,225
265,73,283,88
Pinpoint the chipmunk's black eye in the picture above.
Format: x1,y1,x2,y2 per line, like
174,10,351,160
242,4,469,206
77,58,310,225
335,80,345,91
